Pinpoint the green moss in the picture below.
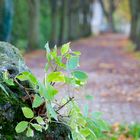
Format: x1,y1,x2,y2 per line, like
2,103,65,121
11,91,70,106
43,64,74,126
0,42,72,139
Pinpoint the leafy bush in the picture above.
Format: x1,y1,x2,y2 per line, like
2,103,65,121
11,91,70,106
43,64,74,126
1,43,108,139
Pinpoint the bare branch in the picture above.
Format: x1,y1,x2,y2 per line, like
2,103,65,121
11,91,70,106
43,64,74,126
56,97,74,112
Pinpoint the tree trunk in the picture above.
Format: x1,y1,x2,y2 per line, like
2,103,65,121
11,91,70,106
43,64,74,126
49,0,58,47
135,13,140,51
108,0,116,32
28,0,40,50
67,0,72,40
81,0,91,37
69,0,81,40
74,2,80,39
0,0,13,41
99,0,116,32
129,0,140,50
130,17,137,41
58,0,66,45
129,0,137,41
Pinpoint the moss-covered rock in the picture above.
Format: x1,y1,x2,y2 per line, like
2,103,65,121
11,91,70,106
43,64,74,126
0,42,30,139
0,42,72,140
0,41,29,78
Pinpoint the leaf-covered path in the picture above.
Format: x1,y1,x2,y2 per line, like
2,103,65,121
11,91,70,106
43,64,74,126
25,33,140,123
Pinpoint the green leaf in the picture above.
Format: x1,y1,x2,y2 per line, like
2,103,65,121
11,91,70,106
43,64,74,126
32,94,44,108
72,51,81,55
66,56,79,70
39,81,58,101
3,72,14,86
45,43,52,62
5,79,14,86
47,103,57,120
38,83,50,100
77,117,87,127
45,124,49,130
75,79,84,86
26,127,34,137
44,42,50,53
47,53,51,62
0,84,9,96
15,121,28,133
80,128,91,137
61,43,70,55
16,72,28,81
88,128,97,139
47,72,65,82
72,70,88,81
55,56,65,68
3,71,8,80
38,82,46,96
22,107,34,119
94,119,109,131
46,84,58,100
16,71,38,86
35,116,45,125
64,76,75,84
31,123,42,132
75,132,86,140
85,95,94,100
92,112,102,119
51,45,57,58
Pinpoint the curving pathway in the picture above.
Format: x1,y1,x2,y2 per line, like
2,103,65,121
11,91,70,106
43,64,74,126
25,33,140,123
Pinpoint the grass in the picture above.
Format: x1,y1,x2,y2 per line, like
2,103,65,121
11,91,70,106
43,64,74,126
124,41,140,60
99,123,140,140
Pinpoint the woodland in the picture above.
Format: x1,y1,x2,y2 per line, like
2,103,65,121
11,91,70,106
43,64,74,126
0,0,140,140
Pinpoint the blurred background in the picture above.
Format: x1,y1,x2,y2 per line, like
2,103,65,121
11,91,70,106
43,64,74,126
0,0,132,50
1,0,140,126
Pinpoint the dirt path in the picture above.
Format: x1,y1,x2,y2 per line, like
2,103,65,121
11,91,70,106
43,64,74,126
24,33,140,123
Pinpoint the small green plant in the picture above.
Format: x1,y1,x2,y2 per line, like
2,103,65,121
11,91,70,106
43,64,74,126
1,43,108,139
